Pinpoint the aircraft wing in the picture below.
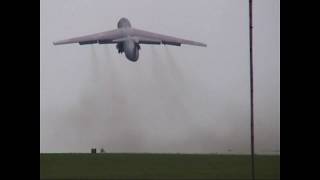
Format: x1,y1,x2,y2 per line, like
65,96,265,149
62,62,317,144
53,29,123,45
130,28,207,47
53,28,206,47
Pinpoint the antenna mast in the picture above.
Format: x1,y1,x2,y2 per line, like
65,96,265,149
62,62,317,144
249,0,255,180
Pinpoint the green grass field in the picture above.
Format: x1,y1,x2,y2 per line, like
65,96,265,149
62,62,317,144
40,153,279,180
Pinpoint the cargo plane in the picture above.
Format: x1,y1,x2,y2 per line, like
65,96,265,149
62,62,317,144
53,18,207,62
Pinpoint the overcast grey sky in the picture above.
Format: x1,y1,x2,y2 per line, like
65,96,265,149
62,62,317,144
40,0,279,154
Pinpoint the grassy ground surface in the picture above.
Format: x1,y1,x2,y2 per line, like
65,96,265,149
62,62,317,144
40,153,279,180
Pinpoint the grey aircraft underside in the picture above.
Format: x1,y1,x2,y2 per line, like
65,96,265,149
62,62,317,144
53,18,207,62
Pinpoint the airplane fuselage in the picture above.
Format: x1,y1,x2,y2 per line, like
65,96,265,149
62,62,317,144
116,18,139,62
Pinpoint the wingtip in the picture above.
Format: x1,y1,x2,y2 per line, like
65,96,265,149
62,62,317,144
200,41,207,47
196,42,207,47
53,40,66,45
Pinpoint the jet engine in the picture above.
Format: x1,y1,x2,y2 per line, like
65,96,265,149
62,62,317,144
136,43,141,50
116,42,124,54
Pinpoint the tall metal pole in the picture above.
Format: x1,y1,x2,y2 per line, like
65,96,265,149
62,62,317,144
249,0,255,180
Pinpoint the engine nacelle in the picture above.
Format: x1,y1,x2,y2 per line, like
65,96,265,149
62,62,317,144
116,43,124,54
